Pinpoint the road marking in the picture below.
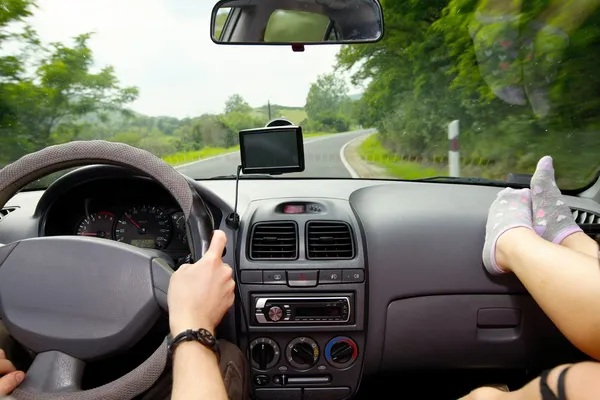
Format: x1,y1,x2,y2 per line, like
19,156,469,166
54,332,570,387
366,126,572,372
174,130,369,170
339,131,376,178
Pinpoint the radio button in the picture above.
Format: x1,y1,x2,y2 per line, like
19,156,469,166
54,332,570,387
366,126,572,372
264,270,286,284
287,270,318,287
319,270,342,284
342,269,364,283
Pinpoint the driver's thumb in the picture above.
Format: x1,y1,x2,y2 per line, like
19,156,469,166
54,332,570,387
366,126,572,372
207,230,227,257
0,371,24,396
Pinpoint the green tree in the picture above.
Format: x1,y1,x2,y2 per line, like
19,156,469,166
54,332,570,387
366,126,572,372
305,73,351,132
224,94,252,114
0,0,139,165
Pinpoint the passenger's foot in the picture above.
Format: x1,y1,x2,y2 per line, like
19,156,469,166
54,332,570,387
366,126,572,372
468,12,526,106
530,156,581,243
483,188,533,274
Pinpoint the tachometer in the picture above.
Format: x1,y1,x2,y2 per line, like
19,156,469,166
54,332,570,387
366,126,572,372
114,205,172,249
76,212,115,239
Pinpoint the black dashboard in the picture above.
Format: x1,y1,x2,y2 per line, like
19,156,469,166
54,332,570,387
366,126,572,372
1,165,600,400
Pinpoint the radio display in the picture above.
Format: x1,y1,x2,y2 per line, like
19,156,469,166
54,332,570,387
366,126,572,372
296,305,341,317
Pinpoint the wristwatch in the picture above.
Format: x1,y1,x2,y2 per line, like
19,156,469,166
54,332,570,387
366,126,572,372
167,328,220,361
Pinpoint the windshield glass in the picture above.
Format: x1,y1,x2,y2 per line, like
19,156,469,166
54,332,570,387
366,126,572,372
1,0,599,190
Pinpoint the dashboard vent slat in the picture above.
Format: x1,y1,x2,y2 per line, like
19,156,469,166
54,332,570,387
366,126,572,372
249,222,298,260
0,207,18,221
306,221,355,260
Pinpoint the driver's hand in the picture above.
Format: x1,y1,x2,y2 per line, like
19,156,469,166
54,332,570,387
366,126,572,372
168,230,235,335
0,349,24,396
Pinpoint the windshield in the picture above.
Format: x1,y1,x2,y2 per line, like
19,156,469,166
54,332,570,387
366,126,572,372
1,0,599,190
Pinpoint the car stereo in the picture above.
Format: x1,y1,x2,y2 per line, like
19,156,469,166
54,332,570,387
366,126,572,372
252,295,352,324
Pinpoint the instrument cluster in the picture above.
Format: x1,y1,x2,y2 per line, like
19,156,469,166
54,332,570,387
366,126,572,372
41,177,209,265
75,205,188,251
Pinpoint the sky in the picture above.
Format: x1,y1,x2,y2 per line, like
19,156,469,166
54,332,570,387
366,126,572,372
26,0,356,118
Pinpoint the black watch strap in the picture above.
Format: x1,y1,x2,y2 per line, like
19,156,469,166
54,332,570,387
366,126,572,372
167,328,220,361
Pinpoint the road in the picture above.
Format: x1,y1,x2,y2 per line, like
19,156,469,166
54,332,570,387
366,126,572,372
175,129,375,179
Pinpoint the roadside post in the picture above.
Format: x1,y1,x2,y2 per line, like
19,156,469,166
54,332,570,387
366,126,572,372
448,120,460,177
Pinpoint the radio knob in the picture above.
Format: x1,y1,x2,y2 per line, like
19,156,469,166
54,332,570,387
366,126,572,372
267,305,283,322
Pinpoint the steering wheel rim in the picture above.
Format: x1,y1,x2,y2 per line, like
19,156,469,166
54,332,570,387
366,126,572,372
0,140,214,399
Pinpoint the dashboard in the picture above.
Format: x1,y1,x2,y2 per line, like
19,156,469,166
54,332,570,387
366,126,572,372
1,165,600,400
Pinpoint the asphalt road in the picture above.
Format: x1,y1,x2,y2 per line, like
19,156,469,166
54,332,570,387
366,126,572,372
175,129,375,179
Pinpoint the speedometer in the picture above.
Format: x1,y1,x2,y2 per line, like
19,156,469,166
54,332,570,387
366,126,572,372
114,205,172,249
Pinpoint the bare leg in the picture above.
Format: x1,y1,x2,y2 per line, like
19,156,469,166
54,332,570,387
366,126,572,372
497,228,600,360
562,232,599,258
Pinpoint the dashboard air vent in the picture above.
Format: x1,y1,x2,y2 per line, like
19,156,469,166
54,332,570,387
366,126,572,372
572,207,600,243
306,221,355,260
0,207,17,221
249,222,298,260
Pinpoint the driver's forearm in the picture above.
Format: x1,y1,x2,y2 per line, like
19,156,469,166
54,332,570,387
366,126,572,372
171,342,228,400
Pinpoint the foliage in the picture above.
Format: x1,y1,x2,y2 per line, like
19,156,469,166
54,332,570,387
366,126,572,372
0,1,321,171
304,73,354,132
338,0,600,188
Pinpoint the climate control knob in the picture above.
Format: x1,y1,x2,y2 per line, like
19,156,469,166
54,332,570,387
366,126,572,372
286,337,319,370
268,306,283,322
249,337,280,371
325,336,358,369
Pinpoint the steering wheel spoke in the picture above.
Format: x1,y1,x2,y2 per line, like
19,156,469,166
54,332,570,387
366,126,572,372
20,351,85,394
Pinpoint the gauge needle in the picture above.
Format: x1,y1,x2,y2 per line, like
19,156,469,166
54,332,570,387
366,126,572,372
126,214,141,228
79,232,98,236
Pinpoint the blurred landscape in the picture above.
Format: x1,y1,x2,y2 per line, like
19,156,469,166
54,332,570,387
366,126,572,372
2,0,600,189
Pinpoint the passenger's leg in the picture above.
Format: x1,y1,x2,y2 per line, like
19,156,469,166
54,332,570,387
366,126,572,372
561,232,599,259
496,227,600,360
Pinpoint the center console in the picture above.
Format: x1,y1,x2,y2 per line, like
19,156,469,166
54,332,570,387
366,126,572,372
237,199,367,400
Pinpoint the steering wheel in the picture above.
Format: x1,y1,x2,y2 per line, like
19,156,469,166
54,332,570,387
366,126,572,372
0,141,214,400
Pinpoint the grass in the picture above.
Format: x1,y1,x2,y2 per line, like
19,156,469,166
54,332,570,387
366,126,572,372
357,134,446,179
162,146,239,166
162,131,337,166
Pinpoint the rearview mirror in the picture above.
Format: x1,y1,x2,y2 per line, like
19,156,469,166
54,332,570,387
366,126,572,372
211,0,383,45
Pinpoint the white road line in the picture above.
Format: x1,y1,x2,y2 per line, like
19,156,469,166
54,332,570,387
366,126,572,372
174,130,368,170
339,132,376,178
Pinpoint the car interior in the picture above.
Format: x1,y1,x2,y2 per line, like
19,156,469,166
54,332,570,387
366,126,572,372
1,0,600,399
0,132,599,400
